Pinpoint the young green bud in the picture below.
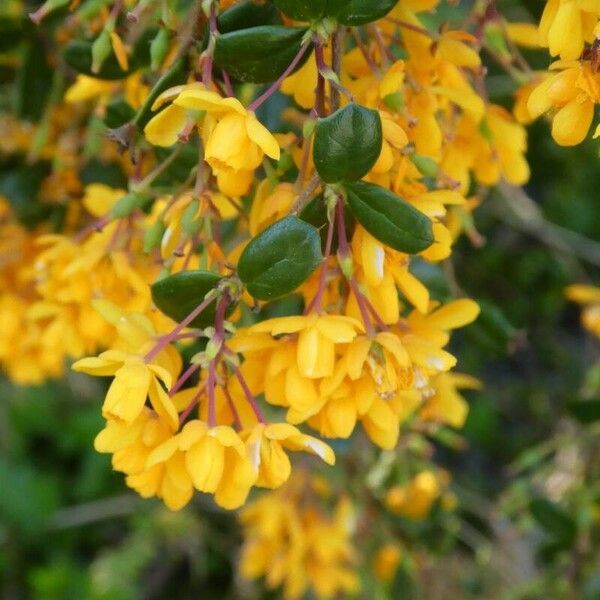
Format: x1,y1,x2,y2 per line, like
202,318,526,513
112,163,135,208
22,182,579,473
150,28,171,70
143,220,166,253
110,192,151,219
410,154,439,178
91,28,112,75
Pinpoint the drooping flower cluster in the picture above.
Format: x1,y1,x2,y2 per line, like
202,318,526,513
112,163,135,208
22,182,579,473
239,471,359,600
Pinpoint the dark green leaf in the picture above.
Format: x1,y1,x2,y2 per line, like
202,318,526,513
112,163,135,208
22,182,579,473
299,194,354,251
530,498,577,545
80,159,127,188
275,0,327,21
332,0,397,25
238,215,323,300
567,399,600,424
151,270,234,328
313,103,382,183
258,294,305,319
219,1,282,32
345,181,433,254
16,36,53,122
0,16,26,52
103,99,135,129
214,26,308,83
0,160,52,228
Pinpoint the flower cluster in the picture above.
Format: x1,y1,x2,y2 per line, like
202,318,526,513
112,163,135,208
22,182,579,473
2,0,594,596
239,471,359,599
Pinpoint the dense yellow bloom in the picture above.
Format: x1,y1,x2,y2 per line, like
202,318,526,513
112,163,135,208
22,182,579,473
246,314,364,379
538,0,599,60
148,420,256,509
94,409,191,511
240,473,359,599
527,62,600,146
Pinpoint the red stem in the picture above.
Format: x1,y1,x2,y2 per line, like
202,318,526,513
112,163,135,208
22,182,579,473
305,211,335,314
222,70,234,97
233,365,266,423
144,292,217,363
179,383,205,426
207,360,216,426
223,384,242,429
247,41,311,112
349,278,375,338
169,362,200,397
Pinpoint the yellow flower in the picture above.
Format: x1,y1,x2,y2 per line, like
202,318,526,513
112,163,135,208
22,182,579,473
64,75,114,103
175,87,280,170
72,309,182,430
249,180,296,236
148,419,256,509
385,470,446,519
527,62,600,146
240,473,359,600
247,314,364,379
420,371,482,428
373,543,402,582
243,422,335,489
94,409,193,511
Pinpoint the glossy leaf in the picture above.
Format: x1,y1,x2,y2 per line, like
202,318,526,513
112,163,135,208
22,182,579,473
313,103,382,183
300,194,354,251
332,0,397,25
219,0,281,32
274,0,328,21
345,181,433,254
213,26,308,83
238,216,323,300
151,271,233,328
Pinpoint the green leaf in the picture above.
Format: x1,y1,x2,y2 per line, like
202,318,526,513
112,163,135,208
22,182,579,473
0,16,26,52
0,160,52,228
151,270,233,328
345,181,433,254
313,103,382,183
16,36,53,122
299,194,354,251
219,0,282,32
238,216,323,300
567,399,600,424
103,99,135,129
332,0,397,25
213,26,308,83
530,498,577,545
275,0,327,21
